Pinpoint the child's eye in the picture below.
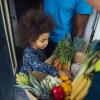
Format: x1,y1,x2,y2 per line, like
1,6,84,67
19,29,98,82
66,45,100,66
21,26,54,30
40,40,45,43
40,39,47,43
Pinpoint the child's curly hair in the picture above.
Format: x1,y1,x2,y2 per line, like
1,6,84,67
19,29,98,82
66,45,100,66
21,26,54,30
17,9,54,47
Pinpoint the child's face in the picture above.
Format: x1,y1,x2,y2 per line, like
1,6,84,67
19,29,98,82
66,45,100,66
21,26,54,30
31,33,49,49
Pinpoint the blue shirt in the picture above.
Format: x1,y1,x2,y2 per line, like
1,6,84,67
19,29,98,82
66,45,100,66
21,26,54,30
43,0,93,43
21,47,58,76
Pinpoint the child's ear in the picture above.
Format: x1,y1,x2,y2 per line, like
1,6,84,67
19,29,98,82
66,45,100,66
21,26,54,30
27,38,33,46
28,37,34,44
30,41,35,45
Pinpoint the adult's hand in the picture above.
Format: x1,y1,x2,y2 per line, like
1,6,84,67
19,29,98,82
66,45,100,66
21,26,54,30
88,0,100,11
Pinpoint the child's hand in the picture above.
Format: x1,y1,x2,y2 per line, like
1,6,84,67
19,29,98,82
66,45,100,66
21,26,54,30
45,56,53,64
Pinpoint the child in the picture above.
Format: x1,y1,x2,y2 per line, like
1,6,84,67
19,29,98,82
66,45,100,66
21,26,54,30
17,9,60,77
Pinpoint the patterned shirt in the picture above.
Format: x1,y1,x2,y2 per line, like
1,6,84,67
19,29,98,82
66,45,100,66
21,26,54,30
21,47,58,76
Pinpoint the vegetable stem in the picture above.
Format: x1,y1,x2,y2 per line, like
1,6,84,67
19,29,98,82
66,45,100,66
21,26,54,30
73,51,97,81
85,65,95,74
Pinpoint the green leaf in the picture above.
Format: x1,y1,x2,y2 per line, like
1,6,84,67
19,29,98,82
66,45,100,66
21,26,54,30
41,81,47,94
15,85,34,92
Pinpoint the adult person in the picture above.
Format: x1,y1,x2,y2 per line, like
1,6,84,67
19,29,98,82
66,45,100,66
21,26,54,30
85,0,100,100
43,0,93,58
85,48,100,100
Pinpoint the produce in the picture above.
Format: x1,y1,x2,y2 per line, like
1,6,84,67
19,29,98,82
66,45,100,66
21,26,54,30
95,59,100,72
16,72,53,100
85,65,95,75
75,78,91,100
51,86,65,100
16,72,30,86
59,74,72,97
73,52,86,64
16,39,100,100
73,51,99,81
60,75,69,82
71,63,82,79
70,42,100,99
42,75,62,90
91,54,100,64
58,70,72,80
52,37,85,70
60,82,72,96
52,38,72,70
65,80,72,85
71,74,85,95
70,75,91,100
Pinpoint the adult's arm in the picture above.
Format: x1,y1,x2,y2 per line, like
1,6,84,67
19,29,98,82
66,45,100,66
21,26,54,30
72,0,93,37
73,14,89,37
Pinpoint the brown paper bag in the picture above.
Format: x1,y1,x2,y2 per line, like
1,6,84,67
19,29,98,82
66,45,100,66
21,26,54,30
32,71,48,81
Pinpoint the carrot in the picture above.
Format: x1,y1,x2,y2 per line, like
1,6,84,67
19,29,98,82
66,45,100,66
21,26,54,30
63,64,68,70
54,58,60,68
58,63,62,70
54,58,58,64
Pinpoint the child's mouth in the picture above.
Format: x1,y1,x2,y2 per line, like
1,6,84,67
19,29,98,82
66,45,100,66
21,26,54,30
42,45,47,49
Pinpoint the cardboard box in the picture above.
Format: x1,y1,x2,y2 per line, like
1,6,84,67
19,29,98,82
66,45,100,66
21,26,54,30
26,71,48,99
32,71,48,81
25,90,38,100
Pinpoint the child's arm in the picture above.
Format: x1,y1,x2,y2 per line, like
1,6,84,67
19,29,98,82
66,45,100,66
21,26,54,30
21,48,58,76
31,60,58,77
